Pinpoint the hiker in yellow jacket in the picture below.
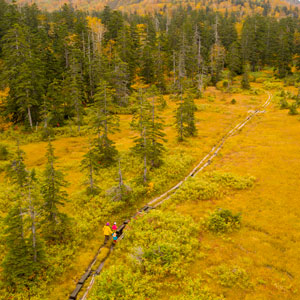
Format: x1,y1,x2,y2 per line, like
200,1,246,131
103,222,113,243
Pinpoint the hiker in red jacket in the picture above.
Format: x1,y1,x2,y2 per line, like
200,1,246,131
112,222,117,231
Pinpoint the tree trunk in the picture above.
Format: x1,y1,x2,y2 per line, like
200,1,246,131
88,32,93,97
151,97,155,167
27,105,33,129
180,86,183,141
118,159,123,188
143,127,147,183
30,204,37,262
173,51,176,86
89,156,94,190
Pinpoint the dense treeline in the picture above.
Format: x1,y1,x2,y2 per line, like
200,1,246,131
0,1,300,129
14,0,300,17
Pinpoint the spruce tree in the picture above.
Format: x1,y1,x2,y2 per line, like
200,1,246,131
40,140,69,242
175,85,197,141
131,87,166,183
91,80,119,167
2,206,34,289
227,41,243,77
148,87,166,168
241,64,251,89
3,148,44,290
26,169,44,264
80,143,100,195
107,159,131,202
1,23,45,128
131,89,151,183
69,49,84,132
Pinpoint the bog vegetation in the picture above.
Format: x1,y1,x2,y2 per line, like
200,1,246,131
0,0,300,299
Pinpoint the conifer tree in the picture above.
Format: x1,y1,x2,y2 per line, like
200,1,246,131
107,159,131,202
69,49,84,132
2,206,34,289
131,88,151,183
91,80,119,167
81,142,100,195
41,140,69,242
148,87,166,168
227,41,243,77
3,148,44,289
1,23,45,128
210,15,226,85
131,87,166,182
43,78,65,128
241,64,251,89
25,169,44,264
175,85,197,141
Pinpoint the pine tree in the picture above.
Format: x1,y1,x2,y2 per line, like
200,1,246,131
3,148,44,290
107,159,131,202
131,87,166,183
148,87,166,168
276,18,294,78
227,41,243,77
1,23,45,128
41,140,69,242
91,80,119,167
2,206,34,289
43,78,65,128
241,64,251,89
25,169,44,264
69,49,84,132
175,84,197,141
131,88,151,183
80,142,100,195
210,15,226,85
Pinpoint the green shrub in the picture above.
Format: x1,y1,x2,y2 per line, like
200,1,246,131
171,278,224,300
0,144,9,161
263,81,281,90
205,172,255,190
90,210,201,299
207,96,215,102
231,99,236,104
171,177,221,203
90,265,156,300
288,103,298,115
222,80,229,88
206,208,241,233
279,97,289,109
206,264,252,289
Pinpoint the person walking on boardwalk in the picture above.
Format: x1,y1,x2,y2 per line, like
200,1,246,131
103,222,112,244
112,232,118,243
112,222,117,231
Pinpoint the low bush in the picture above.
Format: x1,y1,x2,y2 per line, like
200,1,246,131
279,97,289,109
206,208,241,233
205,172,255,190
263,81,282,90
170,172,255,204
171,178,221,203
0,144,9,161
288,103,298,115
171,277,225,300
206,264,252,289
90,210,201,299
231,99,236,104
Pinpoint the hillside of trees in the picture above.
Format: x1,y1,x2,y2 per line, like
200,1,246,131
16,0,300,16
1,0,300,299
